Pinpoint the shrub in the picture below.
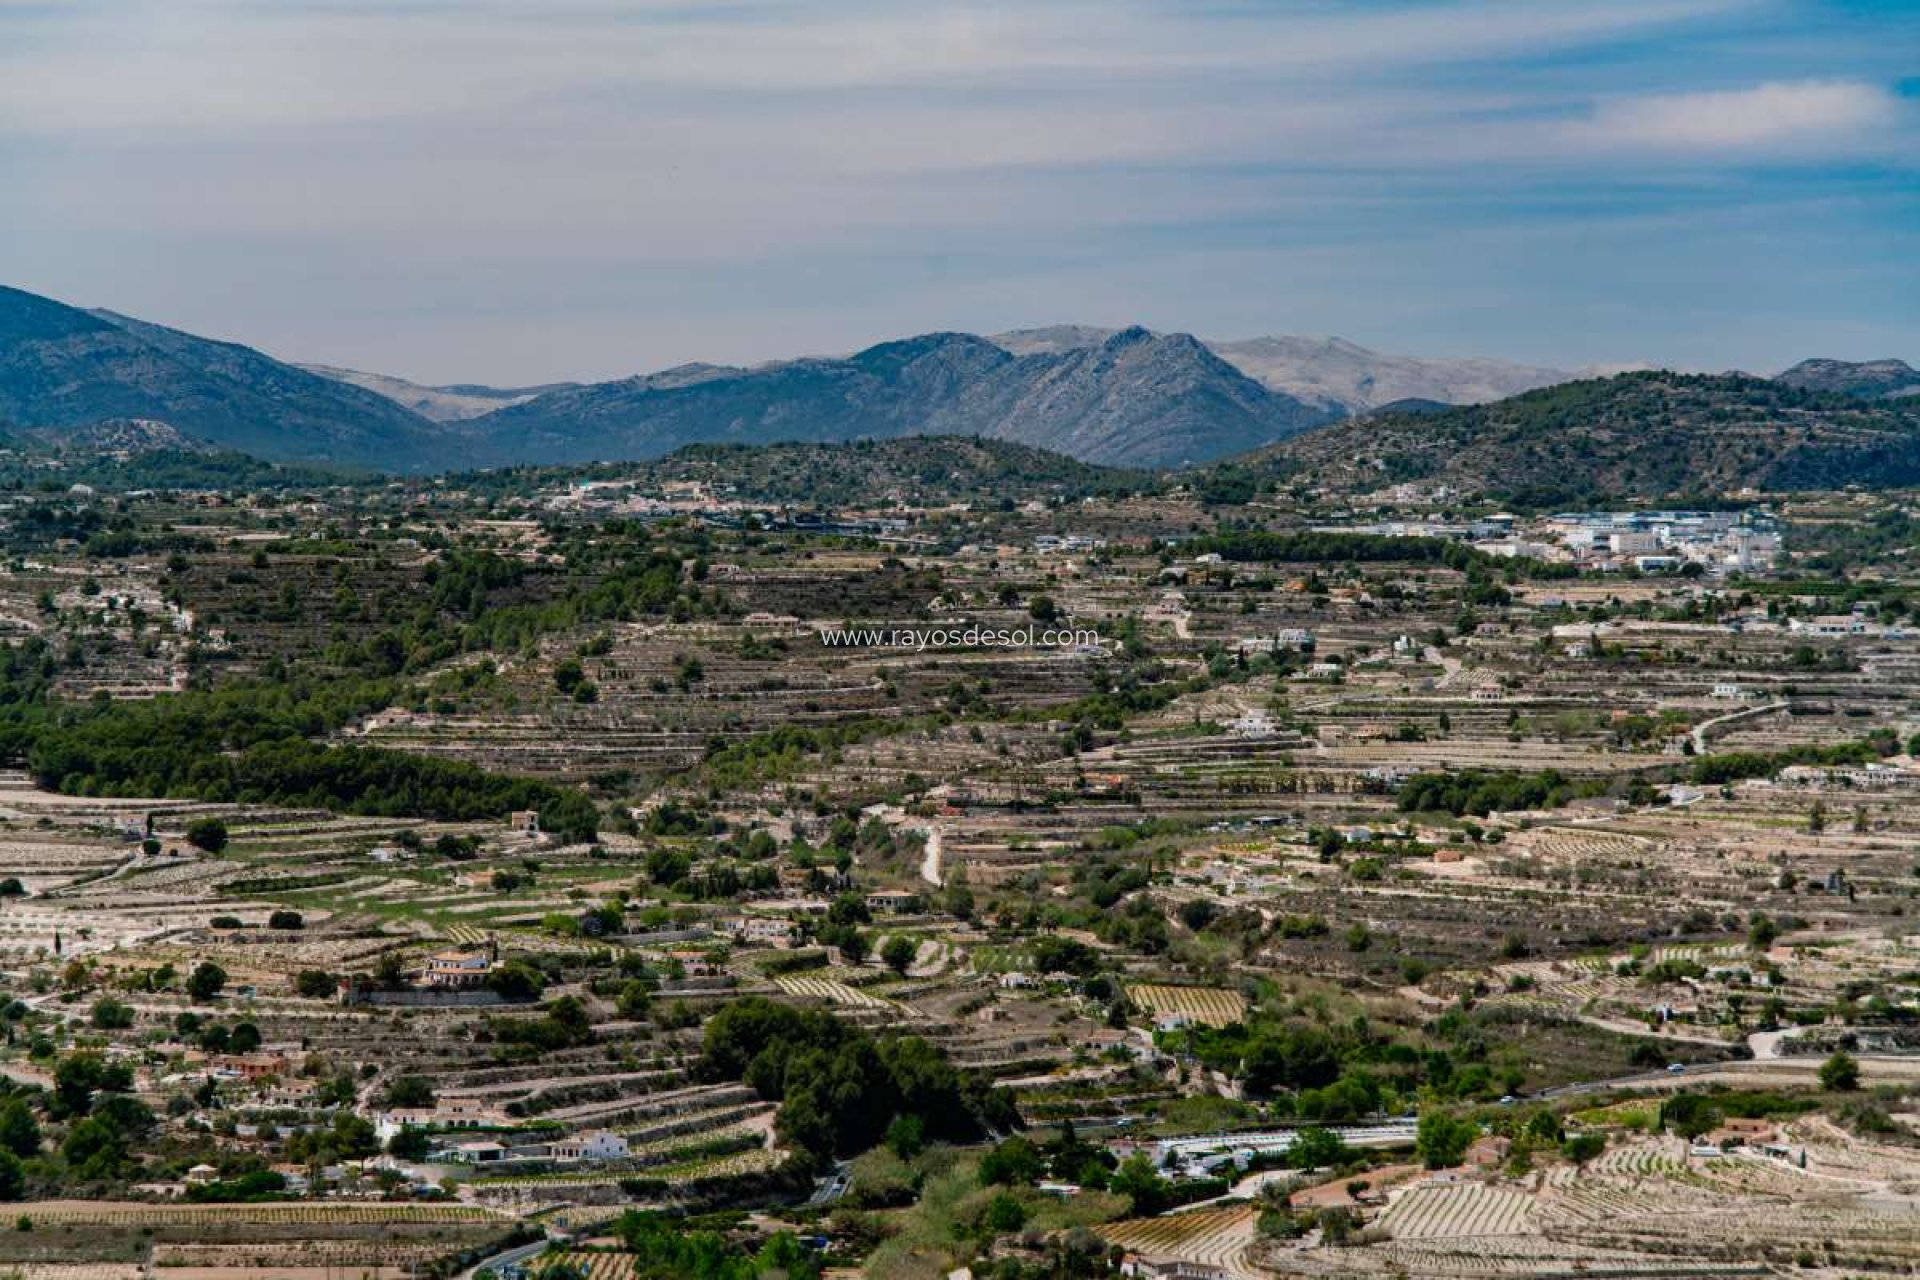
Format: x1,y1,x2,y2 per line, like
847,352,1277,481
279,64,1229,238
89,998,134,1030
1415,1109,1477,1169
185,818,229,853
1819,1050,1861,1092
186,961,227,1002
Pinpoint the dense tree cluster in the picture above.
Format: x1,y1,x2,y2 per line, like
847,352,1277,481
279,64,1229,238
1161,1002,1549,1117
1686,741,1880,786
1185,530,1499,571
1395,768,1601,817
17,695,597,841
697,997,1015,1162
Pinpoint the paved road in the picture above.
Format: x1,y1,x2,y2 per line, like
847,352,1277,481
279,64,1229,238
1537,1053,1920,1100
459,1236,549,1280
804,1160,852,1207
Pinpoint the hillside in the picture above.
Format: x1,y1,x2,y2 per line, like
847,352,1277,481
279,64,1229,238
1243,371,1920,506
0,284,1329,470
14,278,1914,485
0,286,440,466
455,436,1153,506
991,326,1570,412
1776,358,1920,401
1206,335,1569,413
19,417,217,456
469,326,1328,467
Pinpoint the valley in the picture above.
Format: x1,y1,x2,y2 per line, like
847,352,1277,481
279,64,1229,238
0,441,1913,1277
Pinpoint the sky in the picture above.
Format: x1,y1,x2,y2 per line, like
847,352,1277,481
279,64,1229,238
0,0,1916,385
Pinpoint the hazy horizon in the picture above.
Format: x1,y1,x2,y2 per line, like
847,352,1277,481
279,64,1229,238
3,0,1915,385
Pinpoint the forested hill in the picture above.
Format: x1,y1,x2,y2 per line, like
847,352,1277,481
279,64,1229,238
461,437,1158,506
1231,371,1920,507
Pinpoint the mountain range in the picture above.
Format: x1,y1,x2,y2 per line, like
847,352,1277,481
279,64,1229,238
468,328,1331,469
293,364,580,423
0,284,1577,470
0,286,441,467
991,326,1570,412
0,283,1913,484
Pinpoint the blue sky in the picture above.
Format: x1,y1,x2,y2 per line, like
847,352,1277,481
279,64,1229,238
0,0,1915,383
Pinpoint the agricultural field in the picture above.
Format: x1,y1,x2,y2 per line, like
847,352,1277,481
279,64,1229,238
1102,1206,1261,1279
0,449,1915,1278
529,1249,645,1279
1126,984,1249,1028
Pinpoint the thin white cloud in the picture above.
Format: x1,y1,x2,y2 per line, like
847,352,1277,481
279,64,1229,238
0,0,1751,137
1575,79,1901,150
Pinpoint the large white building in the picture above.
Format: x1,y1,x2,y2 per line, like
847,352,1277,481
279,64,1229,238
551,1130,629,1162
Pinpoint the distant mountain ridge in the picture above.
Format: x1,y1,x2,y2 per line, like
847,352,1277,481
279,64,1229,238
1775,358,1920,401
990,326,1571,413
0,286,1329,468
2,283,1913,480
297,364,581,422
468,326,1332,468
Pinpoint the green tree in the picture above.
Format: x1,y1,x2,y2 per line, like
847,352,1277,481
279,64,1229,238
61,1116,129,1181
1109,1153,1169,1214
1660,1094,1720,1140
486,960,546,1001
881,935,917,976
829,926,869,966
51,1053,131,1120
383,1075,435,1109
1415,1109,1477,1170
1562,1132,1606,1166
89,997,134,1030
1289,1127,1350,1169
614,979,653,1020
186,961,227,1002
387,1128,432,1160
886,1113,925,1160
978,1135,1043,1187
1819,1050,1861,1092
185,818,228,853
0,1100,40,1159
984,1192,1027,1233
1317,1206,1357,1246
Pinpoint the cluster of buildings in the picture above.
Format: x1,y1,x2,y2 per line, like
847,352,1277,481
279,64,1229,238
1521,511,1781,574
1774,762,1920,791
1032,533,1107,555
1320,510,1782,575
546,479,924,542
